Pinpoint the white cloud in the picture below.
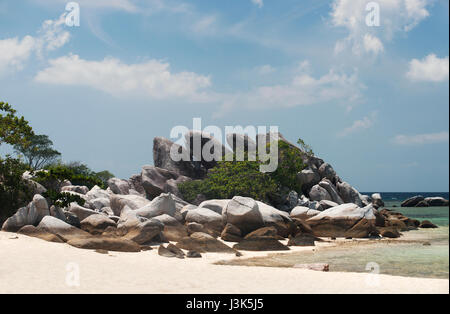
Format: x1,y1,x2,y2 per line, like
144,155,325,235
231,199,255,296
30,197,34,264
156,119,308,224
0,15,70,75
217,63,364,116
392,132,449,145
251,0,264,8
363,34,384,55
0,36,36,74
331,0,432,56
34,55,212,102
406,54,449,82
338,111,377,137
191,15,218,35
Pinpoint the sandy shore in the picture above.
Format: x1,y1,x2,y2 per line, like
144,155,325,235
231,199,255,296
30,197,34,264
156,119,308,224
0,231,448,294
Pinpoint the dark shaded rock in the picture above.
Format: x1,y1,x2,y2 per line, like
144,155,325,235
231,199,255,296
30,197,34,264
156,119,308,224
141,166,191,199
415,200,429,207
344,219,379,239
233,236,290,251
287,234,321,246
244,227,279,239
401,195,425,207
419,220,438,229
158,244,184,258
379,228,401,238
291,218,315,235
153,137,207,179
176,232,235,253
425,197,449,207
221,223,242,242
152,214,188,242
184,130,232,170
187,250,202,258
67,237,141,252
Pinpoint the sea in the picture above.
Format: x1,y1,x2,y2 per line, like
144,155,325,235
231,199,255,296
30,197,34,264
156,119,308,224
222,192,449,279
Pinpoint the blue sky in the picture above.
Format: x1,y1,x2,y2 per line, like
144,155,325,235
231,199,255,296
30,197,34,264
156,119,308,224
0,0,448,192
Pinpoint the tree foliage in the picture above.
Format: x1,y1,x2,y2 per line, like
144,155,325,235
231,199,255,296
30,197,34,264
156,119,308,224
43,189,86,208
179,140,307,205
14,134,61,170
0,157,33,224
0,102,34,148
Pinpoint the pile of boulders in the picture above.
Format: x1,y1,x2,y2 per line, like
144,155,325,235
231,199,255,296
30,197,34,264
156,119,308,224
0,131,438,255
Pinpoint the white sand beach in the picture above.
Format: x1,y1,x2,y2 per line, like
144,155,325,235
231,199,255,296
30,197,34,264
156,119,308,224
0,231,448,294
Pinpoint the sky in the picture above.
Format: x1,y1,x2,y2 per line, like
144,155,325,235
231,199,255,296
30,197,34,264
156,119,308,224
0,0,448,192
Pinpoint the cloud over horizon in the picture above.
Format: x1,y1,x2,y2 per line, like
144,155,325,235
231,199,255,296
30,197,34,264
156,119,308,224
392,131,449,145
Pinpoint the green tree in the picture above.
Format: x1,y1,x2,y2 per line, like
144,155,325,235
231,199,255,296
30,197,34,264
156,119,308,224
0,102,34,149
13,134,61,170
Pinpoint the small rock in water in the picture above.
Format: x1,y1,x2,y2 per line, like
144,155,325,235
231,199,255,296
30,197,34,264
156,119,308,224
9,235,19,240
294,263,329,272
95,249,109,254
419,220,438,229
140,245,153,251
423,242,431,246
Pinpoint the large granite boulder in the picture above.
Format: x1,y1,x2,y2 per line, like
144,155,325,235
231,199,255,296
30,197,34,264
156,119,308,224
134,193,176,219
336,181,364,207
68,203,98,221
107,178,131,195
2,194,49,232
86,185,111,201
307,203,377,238
87,197,110,211
153,137,206,179
184,130,232,170
318,179,343,204
222,196,264,235
318,163,337,182
152,214,188,241
309,185,332,202
198,199,231,215
297,168,321,194
67,237,141,252
80,214,116,235
17,225,64,243
371,193,384,209
290,206,321,220
185,207,223,235
117,208,164,244
220,223,243,242
37,216,91,242
141,165,190,199
176,232,235,253
256,201,296,237
226,133,257,156
110,194,150,216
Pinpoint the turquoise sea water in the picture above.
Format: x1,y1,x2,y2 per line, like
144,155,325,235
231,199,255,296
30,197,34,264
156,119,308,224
222,195,449,279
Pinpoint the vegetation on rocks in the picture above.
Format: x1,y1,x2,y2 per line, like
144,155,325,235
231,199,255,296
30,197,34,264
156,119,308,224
43,189,86,208
179,140,306,205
